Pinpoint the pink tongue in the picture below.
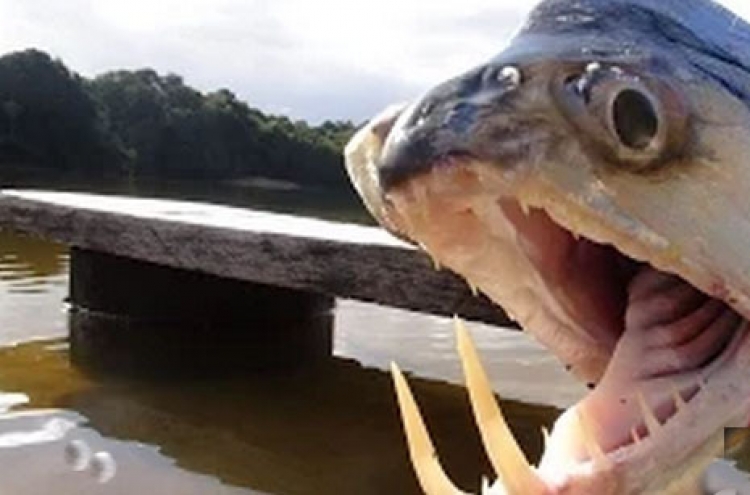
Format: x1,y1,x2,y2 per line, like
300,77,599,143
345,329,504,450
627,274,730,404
573,267,741,454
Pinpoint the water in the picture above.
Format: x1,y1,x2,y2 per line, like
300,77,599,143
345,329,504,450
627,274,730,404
0,222,593,494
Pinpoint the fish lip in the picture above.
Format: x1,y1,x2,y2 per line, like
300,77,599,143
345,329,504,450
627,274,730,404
377,101,481,191
379,148,479,191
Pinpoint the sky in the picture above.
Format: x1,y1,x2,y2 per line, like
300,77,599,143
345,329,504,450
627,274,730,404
0,0,748,124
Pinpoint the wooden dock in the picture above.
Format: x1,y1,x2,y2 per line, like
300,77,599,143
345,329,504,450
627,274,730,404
0,190,511,375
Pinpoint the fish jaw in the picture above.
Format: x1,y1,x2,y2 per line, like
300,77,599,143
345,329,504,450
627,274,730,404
391,320,747,495
379,156,750,493
343,45,750,491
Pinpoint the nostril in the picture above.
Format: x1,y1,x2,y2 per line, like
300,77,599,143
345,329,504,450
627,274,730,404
481,64,522,90
481,65,501,86
454,66,486,98
417,101,435,126
404,99,436,129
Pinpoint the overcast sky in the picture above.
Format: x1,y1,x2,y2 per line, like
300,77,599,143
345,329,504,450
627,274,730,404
0,0,747,123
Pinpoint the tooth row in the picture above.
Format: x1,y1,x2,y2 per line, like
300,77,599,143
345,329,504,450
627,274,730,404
391,318,710,495
626,380,698,449
391,319,707,495
671,384,688,412
636,391,662,436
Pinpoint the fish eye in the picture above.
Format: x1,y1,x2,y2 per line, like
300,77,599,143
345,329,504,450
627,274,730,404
609,86,660,152
595,79,670,170
556,65,685,171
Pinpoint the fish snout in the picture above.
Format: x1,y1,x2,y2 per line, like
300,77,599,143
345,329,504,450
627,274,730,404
378,63,526,189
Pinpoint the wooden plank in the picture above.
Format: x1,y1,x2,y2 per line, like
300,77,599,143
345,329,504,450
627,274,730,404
0,190,512,326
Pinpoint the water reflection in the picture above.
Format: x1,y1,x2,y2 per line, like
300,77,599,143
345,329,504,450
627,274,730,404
0,230,68,281
337,301,584,410
0,231,68,345
0,338,559,494
0,408,257,495
0,227,570,494
7,218,748,493
3,177,750,493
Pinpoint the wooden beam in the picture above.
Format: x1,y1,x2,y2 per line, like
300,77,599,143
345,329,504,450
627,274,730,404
0,190,512,327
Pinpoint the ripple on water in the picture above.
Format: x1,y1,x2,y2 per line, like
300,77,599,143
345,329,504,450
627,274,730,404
335,300,586,409
0,230,574,494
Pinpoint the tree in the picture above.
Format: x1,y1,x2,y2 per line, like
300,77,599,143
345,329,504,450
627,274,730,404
0,49,123,171
0,48,360,194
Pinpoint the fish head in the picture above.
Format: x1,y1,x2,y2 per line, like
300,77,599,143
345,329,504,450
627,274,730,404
346,0,750,493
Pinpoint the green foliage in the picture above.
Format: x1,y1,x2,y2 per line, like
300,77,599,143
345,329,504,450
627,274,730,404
0,49,358,191
0,49,124,171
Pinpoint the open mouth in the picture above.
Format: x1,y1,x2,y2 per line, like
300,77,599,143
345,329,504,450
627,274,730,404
382,158,750,491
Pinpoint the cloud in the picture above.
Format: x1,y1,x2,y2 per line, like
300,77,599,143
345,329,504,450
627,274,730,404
0,0,529,122
0,0,747,122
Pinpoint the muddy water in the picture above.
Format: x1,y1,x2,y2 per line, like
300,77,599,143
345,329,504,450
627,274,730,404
0,229,587,494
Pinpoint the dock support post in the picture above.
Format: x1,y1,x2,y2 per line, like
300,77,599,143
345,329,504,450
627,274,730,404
68,248,334,376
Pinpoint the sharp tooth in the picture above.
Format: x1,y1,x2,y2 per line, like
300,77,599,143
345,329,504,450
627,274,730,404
431,255,442,271
636,391,661,435
481,477,493,495
455,319,547,494
631,427,642,445
577,410,612,468
481,477,490,495
415,244,442,272
541,426,551,453
519,200,531,216
670,384,687,412
468,283,480,297
480,477,507,495
390,363,469,495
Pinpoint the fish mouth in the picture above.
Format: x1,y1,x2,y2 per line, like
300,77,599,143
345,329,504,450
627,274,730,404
387,159,750,487
346,109,750,492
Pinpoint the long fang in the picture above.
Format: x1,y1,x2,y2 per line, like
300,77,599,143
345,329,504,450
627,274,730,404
455,319,547,494
391,363,468,495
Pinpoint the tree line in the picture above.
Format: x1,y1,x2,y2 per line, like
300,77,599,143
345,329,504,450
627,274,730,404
0,49,358,191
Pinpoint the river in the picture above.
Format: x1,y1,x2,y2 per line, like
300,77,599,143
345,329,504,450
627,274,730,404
0,180,739,494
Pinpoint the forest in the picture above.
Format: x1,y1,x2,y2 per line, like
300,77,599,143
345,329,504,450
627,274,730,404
0,49,358,192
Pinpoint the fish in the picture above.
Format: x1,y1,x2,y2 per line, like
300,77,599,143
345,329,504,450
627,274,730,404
344,0,750,493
